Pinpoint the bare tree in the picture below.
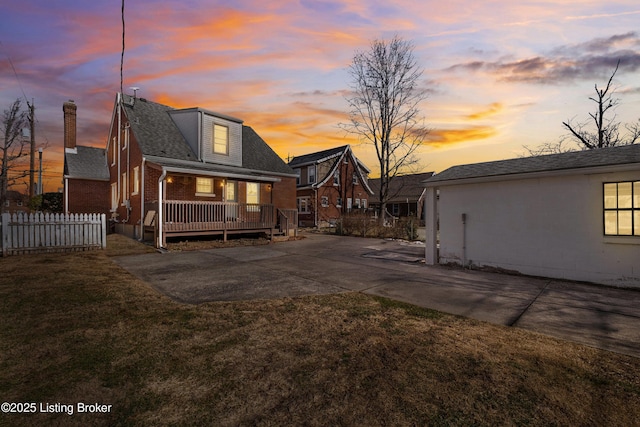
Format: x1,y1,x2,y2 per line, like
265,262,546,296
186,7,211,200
521,137,577,157
563,61,640,149
342,36,429,222
1,99,29,211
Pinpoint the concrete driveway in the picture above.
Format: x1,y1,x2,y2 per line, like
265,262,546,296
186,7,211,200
113,233,640,358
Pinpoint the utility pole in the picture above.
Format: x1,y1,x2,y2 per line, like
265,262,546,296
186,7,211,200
28,100,35,198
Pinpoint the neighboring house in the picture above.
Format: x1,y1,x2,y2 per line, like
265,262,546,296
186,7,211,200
288,145,374,227
105,93,297,247
423,144,640,287
369,172,434,220
62,100,111,215
3,190,29,213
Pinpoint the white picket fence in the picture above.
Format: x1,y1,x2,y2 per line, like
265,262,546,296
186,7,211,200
1,212,106,256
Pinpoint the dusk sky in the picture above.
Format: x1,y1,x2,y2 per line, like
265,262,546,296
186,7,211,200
2,0,640,192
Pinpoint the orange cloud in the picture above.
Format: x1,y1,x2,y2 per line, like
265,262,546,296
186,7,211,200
466,102,503,120
425,126,498,147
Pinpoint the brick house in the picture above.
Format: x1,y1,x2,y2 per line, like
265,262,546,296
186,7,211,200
62,100,111,215
3,190,29,214
288,145,374,227
105,93,297,247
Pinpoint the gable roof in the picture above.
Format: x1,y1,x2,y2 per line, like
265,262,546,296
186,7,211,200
425,143,640,186
119,94,294,177
122,95,197,161
288,145,374,194
64,146,110,181
288,145,349,167
369,172,434,203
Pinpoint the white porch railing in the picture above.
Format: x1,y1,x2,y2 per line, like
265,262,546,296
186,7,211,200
1,212,107,256
162,200,276,233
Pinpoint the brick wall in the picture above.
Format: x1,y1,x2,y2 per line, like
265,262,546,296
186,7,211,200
66,179,110,214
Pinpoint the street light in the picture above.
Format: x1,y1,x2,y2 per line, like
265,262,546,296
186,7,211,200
38,148,43,195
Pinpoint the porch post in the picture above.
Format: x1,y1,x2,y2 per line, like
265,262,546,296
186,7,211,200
424,186,438,265
157,169,167,248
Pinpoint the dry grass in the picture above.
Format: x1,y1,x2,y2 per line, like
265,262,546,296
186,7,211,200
1,235,639,426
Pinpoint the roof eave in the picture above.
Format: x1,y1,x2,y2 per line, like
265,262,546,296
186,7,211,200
424,162,640,187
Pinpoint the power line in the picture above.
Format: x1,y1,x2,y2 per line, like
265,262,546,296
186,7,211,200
0,40,29,105
120,0,125,95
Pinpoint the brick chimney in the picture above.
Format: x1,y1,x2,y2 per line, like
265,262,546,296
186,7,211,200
63,100,77,150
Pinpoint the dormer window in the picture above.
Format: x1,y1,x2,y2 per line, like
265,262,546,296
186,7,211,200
213,124,229,155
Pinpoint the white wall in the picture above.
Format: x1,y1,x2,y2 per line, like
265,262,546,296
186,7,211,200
435,170,640,287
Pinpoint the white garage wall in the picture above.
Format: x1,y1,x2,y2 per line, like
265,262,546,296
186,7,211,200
436,170,640,287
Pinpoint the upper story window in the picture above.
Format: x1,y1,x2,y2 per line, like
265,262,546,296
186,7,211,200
308,166,316,184
604,181,640,236
213,124,229,155
333,170,340,186
353,172,358,185
295,169,301,185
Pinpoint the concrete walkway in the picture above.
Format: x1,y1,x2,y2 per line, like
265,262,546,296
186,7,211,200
113,233,640,358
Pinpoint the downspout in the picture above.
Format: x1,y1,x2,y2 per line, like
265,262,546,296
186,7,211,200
116,93,122,209
138,158,146,241
123,123,131,223
64,177,68,214
157,168,167,248
314,187,318,228
462,213,467,268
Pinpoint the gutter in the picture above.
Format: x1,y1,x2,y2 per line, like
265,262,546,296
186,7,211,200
144,155,297,179
148,163,282,183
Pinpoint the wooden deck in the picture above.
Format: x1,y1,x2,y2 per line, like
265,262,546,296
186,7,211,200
146,200,291,246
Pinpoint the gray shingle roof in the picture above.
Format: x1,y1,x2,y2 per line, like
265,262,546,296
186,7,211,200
122,95,293,176
288,145,349,167
369,172,434,203
242,126,295,175
123,95,197,161
426,143,640,185
64,146,109,180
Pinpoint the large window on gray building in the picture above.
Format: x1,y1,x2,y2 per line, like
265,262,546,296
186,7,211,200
604,181,640,236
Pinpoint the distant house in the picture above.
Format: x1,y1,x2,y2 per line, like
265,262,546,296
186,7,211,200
288,145,374,227
423,144,640,287
105,94,297,247
369,172,434,220
62,100,111,215
3,190,29,214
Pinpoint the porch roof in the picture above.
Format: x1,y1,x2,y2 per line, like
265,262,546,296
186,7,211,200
146,155,288,182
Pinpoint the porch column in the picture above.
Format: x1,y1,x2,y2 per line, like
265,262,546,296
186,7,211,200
424,186,438,265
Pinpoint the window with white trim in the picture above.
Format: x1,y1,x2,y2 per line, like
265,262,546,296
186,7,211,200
295,169,301,185
321,196,329,207
298,197,310,213
604,181,640,236
308,166,316,184
132,166,140,195
111,183,118,211
247,182,259,204
122,172,128,202
333,170,340,186
111,137,117,166
213,124,229,155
